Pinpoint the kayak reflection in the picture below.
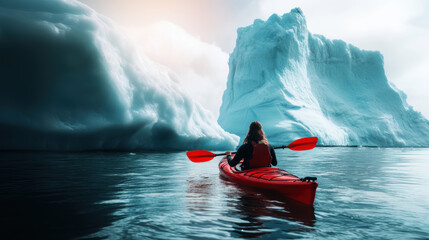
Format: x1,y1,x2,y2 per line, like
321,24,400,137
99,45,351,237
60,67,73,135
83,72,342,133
221,177,316,238
186,175,216,212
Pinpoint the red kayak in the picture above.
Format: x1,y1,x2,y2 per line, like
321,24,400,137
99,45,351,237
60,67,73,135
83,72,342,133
219,156,318,205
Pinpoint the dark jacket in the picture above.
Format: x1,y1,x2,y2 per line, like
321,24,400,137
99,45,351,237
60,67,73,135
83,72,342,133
227,142,277,170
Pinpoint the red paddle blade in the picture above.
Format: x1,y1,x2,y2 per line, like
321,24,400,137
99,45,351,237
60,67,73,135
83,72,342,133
287,137,318,151
186,150,216,162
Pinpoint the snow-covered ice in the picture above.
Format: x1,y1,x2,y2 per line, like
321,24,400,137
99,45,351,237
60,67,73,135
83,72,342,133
0,0,238,151
218,8,429,147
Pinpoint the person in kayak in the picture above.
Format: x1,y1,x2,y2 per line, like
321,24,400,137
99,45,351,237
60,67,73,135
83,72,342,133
225,121,277,170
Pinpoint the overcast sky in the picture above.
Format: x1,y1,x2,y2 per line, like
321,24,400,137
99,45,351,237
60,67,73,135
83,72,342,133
80,0,429,119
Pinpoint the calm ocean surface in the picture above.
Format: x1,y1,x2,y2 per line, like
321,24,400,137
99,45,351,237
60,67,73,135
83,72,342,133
1,148,428,239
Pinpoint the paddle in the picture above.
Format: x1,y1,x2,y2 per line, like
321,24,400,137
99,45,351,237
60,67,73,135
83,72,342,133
186,137,318,163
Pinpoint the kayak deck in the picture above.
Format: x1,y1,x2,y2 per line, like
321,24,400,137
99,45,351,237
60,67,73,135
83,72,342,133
219,157,318,205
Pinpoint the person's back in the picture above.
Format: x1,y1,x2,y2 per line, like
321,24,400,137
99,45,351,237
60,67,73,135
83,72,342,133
226,121,277,170
248,141,271,168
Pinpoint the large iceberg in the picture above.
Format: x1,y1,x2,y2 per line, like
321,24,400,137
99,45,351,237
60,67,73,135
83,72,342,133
0,0,238,151
218,8,429,147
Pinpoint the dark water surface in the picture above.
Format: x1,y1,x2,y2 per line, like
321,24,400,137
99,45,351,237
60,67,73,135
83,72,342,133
1,148,428,239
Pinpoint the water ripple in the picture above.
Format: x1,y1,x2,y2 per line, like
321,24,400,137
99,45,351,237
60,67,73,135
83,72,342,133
1,148,429,239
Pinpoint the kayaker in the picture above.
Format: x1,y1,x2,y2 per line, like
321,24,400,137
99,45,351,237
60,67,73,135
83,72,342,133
225,121,277,170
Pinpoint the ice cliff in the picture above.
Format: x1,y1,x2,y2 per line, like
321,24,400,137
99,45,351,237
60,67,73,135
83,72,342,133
0,0,238,151
218,8,429,147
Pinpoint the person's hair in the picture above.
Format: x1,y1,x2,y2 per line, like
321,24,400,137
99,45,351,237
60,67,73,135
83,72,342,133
243,121,268,145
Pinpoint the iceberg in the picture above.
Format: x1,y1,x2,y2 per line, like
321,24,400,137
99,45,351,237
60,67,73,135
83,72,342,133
0,0,238,151
218,8,429,147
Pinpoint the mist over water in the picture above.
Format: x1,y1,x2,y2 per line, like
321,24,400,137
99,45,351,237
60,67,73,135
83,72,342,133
1,148,428,239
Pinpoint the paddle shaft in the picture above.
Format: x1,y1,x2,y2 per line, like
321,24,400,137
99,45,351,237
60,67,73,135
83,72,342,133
186,137,318,162
213,145,294,157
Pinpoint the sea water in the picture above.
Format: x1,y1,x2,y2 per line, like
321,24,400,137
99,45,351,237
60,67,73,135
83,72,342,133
1,148,428,239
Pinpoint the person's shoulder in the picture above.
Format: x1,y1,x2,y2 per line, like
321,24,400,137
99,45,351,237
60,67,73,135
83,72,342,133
239,142,252,150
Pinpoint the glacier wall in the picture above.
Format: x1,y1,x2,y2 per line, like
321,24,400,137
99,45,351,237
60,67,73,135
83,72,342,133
0,0,238,151
218,8,429,147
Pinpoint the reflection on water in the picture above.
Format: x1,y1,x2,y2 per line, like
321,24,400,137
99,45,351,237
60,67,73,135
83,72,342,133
221,179,315,239
185,174,316,239
186,176,215,212
0,152,131,239
1,148,429,239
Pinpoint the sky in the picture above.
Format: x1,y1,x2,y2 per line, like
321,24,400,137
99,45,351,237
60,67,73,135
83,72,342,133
80,0,429,119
